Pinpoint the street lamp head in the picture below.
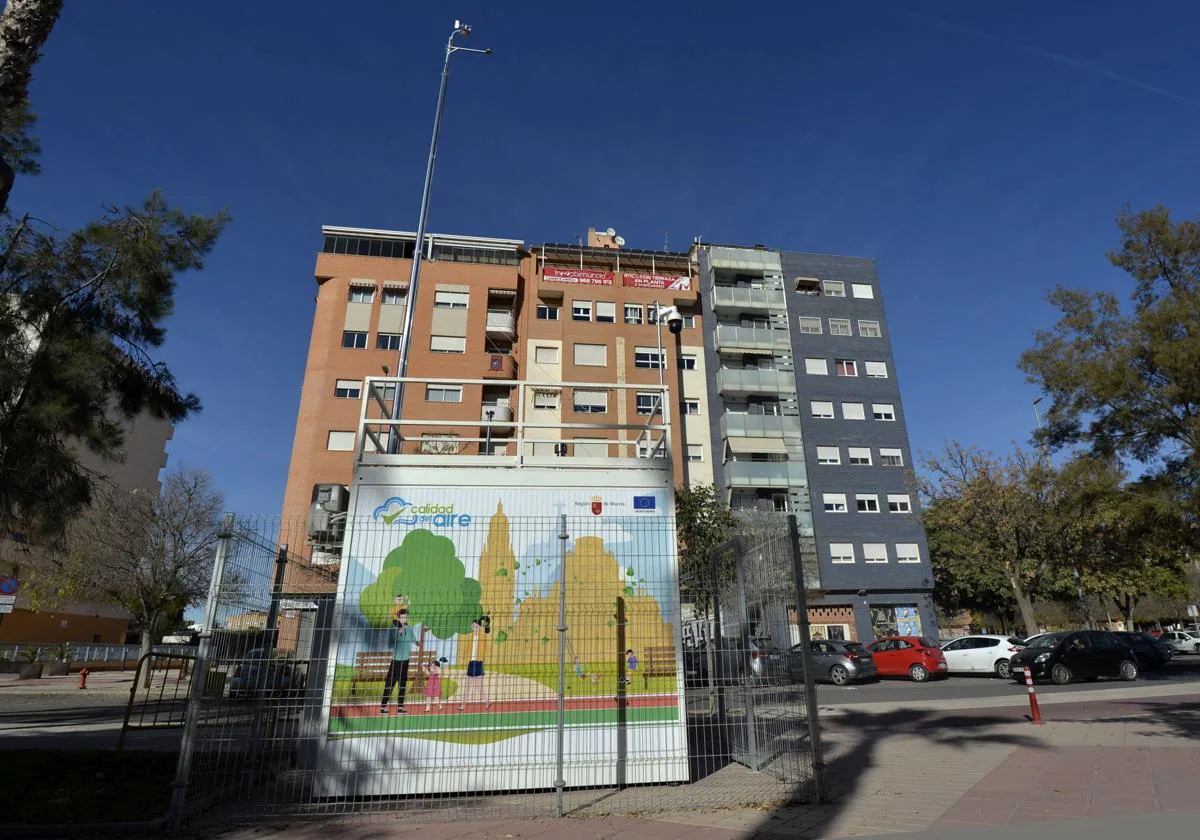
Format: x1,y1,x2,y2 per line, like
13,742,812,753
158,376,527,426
483,48,493,55
455,20,472,37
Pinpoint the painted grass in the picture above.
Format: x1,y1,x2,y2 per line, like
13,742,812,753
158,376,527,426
332,674,458,703
397,728,541,745
329,703,679,737
492,662,677,697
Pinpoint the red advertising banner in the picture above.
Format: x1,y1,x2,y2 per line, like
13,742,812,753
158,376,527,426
543,266,614,286
622,272,692,291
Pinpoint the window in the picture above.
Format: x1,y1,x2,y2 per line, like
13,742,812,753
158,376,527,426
382,288,407,305
348,287,374,303
842,402,866,420
573,389,608,413
624,304,643,325
533,390,560,410
880,448,904,466
896,543,921,564
326,430,355,451
635,346,665,369
865,361,888,379
851,283,875,299
687,444,705,462
872,403,896,421
430,335,466,353
679,353,698,370
858,319,881,338
534,346,560,365
848,447,872,465
681,311,696,329
376,332,402,351
572,300,592,321
824,280,845,297
835,359,858,377
434,290,469,309
863,544,889,564
574,343,608,366
828,318,852,336
816,446,841,465
856,494,880,513
341,330,367,349
647,306,659,325
798,316,822,335
829,543,856,564
888,494,912,513
804,357,828,375
636,392,661,415
333,379,361,399
536,302,560,320
682,399,700,415
425,384,463,403
811,400,835,419
595,301,616,323
822,493,848,513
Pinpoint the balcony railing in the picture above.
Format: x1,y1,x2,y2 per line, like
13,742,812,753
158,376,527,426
486,310,516,337
725,459,807,488
714,324,790,351
711,285,786,311
721,413,803,438
716,368,796,395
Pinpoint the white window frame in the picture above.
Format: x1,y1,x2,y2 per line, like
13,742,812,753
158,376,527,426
634,346,665,369
574,343,608,367
635,392,661,415
429,335,466,353
534,346,560,365
623,303,643,325
865,360,889,379
533,390,560,410
798,316,822,335
888,494,912,513
434,290,469,309
333,379,361,399
687,444,704,462
872,403,896,421
536,302,560,320
341,330,367,349
822,493,848,513
681,311,696,329
425,384,463,403
595,301,616,323
326,430,356,451
896,543,921,564
842,402,866,421
863,543,889,564
816,446,841,465
348,287,375,303
376,332,402,351
835,359,858,377
573,389,609,414
678,353,698,370
823,280,845,297
828,318,852,336
829,543,856,564
811,400,835,419
851,283,875,300
572,300,593,321
682,399,700,415
847,447,872,465
804,357,828,376
880,448,904,466
858,319,881,338
381,288,407,305
856,494,880,513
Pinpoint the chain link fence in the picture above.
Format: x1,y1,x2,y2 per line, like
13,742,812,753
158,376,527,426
170,509,822,829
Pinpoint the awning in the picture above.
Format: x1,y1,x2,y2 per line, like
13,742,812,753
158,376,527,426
348,278,377,288
488,288,518,298
382,281,410,289
727,437,788,455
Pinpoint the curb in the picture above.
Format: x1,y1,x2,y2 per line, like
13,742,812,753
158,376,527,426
0,819,164,838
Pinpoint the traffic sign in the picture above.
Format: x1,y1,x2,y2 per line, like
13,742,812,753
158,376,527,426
1188,604,1199,618
0,577,17,596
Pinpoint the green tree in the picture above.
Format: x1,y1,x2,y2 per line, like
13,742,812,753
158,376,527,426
924,497,1018,628
674,484,737,603
359,529,483,639
1019,207,1200,516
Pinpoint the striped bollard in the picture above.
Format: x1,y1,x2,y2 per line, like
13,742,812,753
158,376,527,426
1023,665,1043,724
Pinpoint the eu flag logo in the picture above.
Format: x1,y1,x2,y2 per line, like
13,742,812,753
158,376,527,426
633,495,656,511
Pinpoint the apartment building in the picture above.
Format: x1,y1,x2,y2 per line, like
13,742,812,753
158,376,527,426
697,245,934,642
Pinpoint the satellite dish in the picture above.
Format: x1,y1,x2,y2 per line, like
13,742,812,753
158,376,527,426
614,235,626,247
606,227,616,238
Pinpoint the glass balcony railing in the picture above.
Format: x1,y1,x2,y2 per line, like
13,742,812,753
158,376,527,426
486,310,516,336
711,285,786,311
714,324,791,350
716,368,796,395
724,460,807,488
721,413,804,438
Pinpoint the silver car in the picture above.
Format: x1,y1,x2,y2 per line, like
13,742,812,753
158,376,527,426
787,639,877,685
1162,630,1200,655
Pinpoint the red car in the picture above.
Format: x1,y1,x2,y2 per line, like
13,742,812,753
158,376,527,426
867,636,948,682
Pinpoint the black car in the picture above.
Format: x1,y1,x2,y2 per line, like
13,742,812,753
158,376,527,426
1009,630,1139,685
1114,631,1171,671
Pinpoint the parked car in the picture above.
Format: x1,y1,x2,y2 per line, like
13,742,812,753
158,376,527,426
229,648,303,698
1162,630,1200,655
787,639,877,685
866,636,948,682
1114,631,1171,671
940,635,1025,679
683,636,789,686
1008,630,1138,685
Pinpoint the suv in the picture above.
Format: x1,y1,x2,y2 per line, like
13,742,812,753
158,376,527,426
1114,631,1171,671
1009,630,1138,685
1162,630,1200,655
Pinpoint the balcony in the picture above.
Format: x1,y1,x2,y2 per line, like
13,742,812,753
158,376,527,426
714,324,790,352
486,310,516,338
482,353,517,379
481,403,514,434
717,368,796,396
724,460,803,488
721,413,804,438
711,285,786,312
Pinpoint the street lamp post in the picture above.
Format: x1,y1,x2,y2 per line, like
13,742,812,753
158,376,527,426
389,21,492,451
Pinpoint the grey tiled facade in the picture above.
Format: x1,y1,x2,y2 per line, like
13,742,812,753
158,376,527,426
699,245,935,643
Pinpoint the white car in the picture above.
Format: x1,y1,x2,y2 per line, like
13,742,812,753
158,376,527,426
940,635,1026,679
1162,630,1200,655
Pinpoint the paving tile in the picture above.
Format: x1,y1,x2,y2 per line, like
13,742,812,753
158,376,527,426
1086,796,1162,814
1013,800,1086,818
938,798,1017,824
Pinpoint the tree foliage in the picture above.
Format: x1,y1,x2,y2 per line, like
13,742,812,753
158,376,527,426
0,0,63,210
674,484,737,600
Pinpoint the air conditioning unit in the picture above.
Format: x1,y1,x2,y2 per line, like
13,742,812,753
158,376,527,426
308,484,349,544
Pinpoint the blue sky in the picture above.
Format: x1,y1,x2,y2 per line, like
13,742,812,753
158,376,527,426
19,1,1200,513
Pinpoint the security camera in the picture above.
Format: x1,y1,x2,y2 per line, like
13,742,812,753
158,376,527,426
658,305,684,335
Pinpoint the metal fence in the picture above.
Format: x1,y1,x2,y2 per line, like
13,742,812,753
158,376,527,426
169,510,822,829
0,641,196,666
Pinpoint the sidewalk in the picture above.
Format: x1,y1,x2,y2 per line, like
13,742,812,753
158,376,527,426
0,669,165,697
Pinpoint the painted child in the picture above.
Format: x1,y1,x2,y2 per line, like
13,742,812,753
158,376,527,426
459,615,490,709
424,657,447,711
626,648,638,674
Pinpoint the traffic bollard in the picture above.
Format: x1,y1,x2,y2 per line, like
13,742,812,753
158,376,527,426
1023,665,1043,724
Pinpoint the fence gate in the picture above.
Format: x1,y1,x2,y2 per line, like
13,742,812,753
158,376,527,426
169,511,823,830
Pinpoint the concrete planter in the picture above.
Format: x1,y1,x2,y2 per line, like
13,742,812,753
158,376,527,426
17,662,44,680
44,661,70,677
